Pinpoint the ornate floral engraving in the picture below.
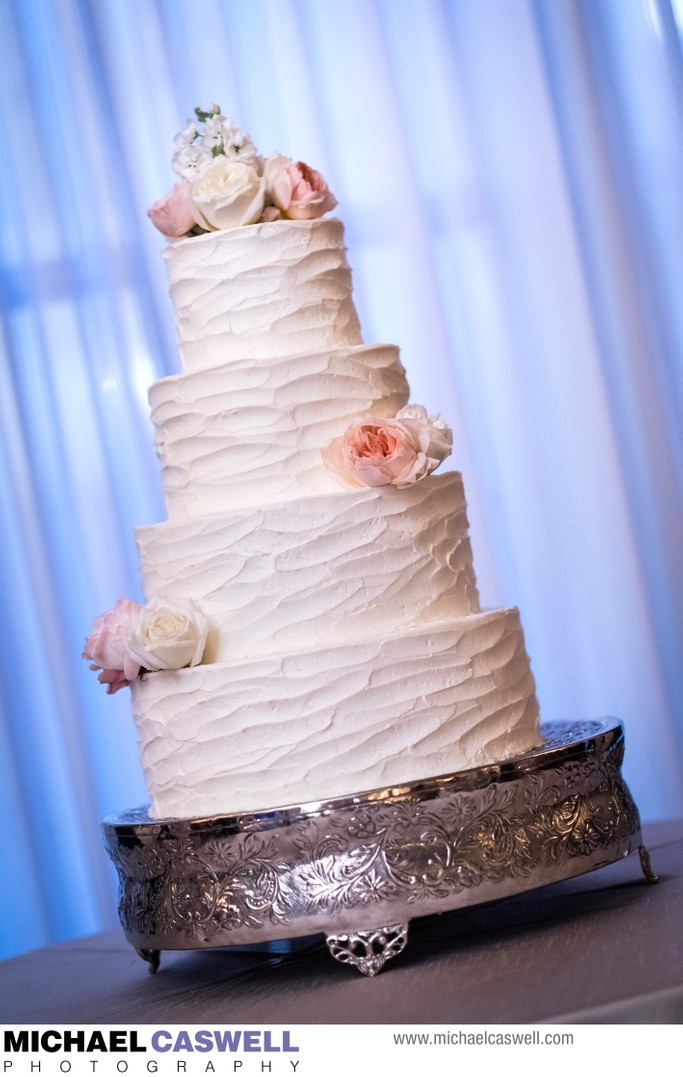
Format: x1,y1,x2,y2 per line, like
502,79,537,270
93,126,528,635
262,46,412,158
109,829,295,943
103,722,643,959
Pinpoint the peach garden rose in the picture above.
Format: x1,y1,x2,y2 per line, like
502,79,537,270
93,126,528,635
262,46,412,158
322,406,452,489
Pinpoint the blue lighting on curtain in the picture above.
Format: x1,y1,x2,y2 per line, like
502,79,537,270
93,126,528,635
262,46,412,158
1,0,682,960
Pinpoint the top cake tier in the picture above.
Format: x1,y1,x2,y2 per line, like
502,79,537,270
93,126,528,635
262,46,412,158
164,217,363,373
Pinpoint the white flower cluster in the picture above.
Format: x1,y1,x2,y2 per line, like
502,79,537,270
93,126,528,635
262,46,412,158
172,105,257,179
147,105,338,239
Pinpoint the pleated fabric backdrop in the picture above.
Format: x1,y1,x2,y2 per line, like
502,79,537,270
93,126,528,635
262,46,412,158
1,0,682,959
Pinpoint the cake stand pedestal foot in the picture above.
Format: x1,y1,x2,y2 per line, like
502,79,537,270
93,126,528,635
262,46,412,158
136,948,160,974
638,845,660,884
325,923,409,977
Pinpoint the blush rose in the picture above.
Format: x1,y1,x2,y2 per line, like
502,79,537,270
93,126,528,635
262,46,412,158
94,668,132,696
82,597,143,692
322,406,452,489
147,182,196,238
265,154,337,220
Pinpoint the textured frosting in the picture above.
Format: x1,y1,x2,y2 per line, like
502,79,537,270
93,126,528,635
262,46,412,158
130,211,542,822
135,472,481,663
164,218,362,373
149,343,410,517
130,608,540,819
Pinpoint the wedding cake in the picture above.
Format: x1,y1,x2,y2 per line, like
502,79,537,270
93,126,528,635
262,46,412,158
83,108,540,819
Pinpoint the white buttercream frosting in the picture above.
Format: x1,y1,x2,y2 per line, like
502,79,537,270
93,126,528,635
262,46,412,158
164,217,362,373
131,608,540,819
128,214,541,821
135,473,481,663
149,343,410,517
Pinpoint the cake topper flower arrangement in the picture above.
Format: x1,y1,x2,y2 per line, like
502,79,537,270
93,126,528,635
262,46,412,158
148,105,337,238
322,405,453,489
83,597,209,694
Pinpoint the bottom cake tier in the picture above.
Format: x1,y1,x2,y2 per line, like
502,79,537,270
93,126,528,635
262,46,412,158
130,606,539,818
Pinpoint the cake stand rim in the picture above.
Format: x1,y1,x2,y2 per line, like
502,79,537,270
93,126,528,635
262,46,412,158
102,717,622,834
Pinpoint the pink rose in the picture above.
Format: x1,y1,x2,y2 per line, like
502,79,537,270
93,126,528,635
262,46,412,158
147,182,196,238
82,597,142,683
95,668,132,696
270,159,337,220
322,408,452,489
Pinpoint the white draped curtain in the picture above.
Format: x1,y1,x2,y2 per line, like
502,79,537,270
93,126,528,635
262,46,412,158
1,0,682,959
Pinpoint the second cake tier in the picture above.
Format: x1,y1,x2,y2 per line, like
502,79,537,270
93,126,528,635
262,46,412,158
149,342,409,518
136,473,481,664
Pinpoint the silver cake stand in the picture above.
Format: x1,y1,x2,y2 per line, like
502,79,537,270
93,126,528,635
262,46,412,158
102,720,658,977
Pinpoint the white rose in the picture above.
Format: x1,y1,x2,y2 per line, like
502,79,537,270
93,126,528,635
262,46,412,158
126,598,209,672
396,404,429,424
189,159,266,231
396,405,453,464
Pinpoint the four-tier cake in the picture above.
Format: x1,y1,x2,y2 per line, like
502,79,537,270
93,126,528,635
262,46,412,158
84,109,540,820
